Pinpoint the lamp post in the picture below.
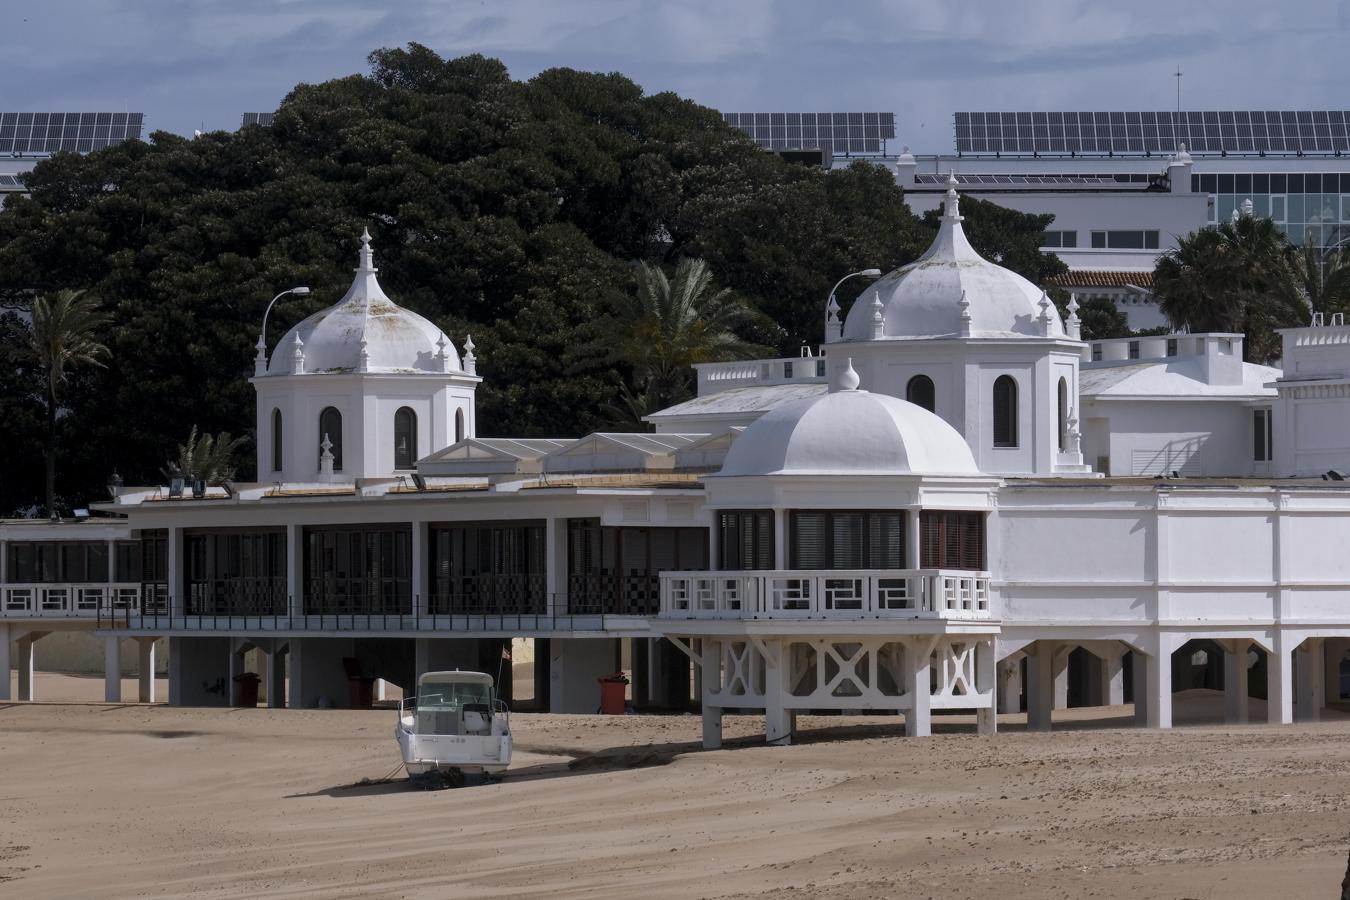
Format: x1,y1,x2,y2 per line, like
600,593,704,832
255,286,312,374
824,268,883,342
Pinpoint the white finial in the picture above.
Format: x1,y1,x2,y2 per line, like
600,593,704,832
870,290,885,339
958,289,972,337
319,433,334,480
292,333,305,374
254,333,267,376
357,336,369,373
1066,293,1081,341
1066,413,1082,456
435,333,453,373
463,333,477,376
1037,290,1054,336
943,170,963,221
832,357,861,393
357,228,376,273
824,294,842,343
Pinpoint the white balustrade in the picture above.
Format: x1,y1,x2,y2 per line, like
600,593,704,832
1,583,142,617
659,570,991,620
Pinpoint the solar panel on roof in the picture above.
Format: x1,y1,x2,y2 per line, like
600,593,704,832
723,111,895,154
0,112,143,155
954,111,1350,155
240,112,276,128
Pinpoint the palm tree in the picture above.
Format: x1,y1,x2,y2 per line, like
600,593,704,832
29,290,110,519
1281,237,1350,318
1153,215,1308,363
612,258,769,416
161,426,247,486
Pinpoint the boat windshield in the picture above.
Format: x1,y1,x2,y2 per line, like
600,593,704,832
418,681,491,711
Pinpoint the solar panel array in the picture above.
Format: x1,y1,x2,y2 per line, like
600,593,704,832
0,174,26,189
915,173,1135,185
240,112,275,128
724,112,895,153
955,111,1350,156
0,113,143,155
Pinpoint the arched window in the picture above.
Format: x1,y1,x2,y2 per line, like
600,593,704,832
1057,377,1069,452
318,406,343,471
271,408,283,472
992,376,1018,448
906,375,936,413
394,407,417,470
455,408,465,444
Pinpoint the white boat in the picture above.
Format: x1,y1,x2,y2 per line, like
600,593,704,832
395,670,512,788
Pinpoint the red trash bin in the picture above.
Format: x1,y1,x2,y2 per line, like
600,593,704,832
233,673,260,708
598,672,629,715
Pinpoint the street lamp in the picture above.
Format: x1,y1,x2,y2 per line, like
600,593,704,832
255,286,311,374
825,268,883,341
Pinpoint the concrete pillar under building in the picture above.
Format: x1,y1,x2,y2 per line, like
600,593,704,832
976,639,996,735
764,639,793,744
1027,643,1054,731
1144,637,1173,729
1295,638,1325,723
997,655,1023,714
15,631,46,702
0,623,9,702
1131,650,1150,726
1223,639,1250,724
137,639,159,701
1268,633,1294,725
905,638,932,738
548,637,619,714
268,643,287,708
104,635,123,703
1052,646,1070,710
700,637,722,750
1097,647,1126,707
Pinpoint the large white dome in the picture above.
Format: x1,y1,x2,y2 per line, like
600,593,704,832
715,362,980,478
267,231,462,376
840,177,1065,341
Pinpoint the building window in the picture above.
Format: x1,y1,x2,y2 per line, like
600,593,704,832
304,525,411,614
433,521,548,615
906,374,936,413
1166,338,1178,357
1057,377,1069,452
1041,230,1078,249
1091,344,1103,362
394,407,417,469
789,511,905,569
1090,229,1160,250
718,510,773,571
566,519,708,615
5,542,109,583
271,408,283,472
992,375,1018,448
1128,340,1140,360
919,511,986,570
1253,408,1273,462
455,408,465,444
816,359,826,377
318,407,343,471
783,361,794,379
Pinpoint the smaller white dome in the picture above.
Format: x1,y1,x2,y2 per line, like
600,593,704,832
268,231,461,376
716,362,979,477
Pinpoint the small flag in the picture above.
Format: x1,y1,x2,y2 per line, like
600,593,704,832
501,645,512,662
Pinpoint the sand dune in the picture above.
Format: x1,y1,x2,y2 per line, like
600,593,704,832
2,680,1348,898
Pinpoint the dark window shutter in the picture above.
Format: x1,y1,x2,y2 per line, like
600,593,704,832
993,376,1018,447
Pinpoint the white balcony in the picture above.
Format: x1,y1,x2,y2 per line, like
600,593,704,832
659,569,992,621
2,583,142,618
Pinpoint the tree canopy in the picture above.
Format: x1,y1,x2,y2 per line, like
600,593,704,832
0,44,1064,515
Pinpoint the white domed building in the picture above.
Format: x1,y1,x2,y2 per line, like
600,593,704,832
251,231,480,483
825,174,1090,476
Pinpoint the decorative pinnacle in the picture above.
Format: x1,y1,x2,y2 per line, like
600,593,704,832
836,357,861,392
357,228,376,272
943,170,963,221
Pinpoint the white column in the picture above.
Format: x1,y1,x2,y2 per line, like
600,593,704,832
907,509,923,570
1052,646,1070,709
701,638,722,750
998,656,1023,714
905,638,932,738
286,524,304,619
764,640,792,744
545,517,567,616
1131,650,1149,726
772,509,788,569
1099,648,1125,707
138,638,157,703
976,638,996,735
268,645,287,708
1145,634,1173,729
1027,642,1054,731
0,623,10,702
411,520,428,618
16,632,38,702
1295,638,1323,723
1268,632,1294,725
1223,639,1249,724
104,635,122,703
167,526,184,617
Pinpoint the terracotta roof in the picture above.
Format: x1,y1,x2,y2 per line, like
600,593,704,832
1048,270,1154,289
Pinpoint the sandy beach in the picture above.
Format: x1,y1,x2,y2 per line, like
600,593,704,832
2,676,1349,899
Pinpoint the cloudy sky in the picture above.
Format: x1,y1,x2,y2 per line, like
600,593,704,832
9,0,1350,152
